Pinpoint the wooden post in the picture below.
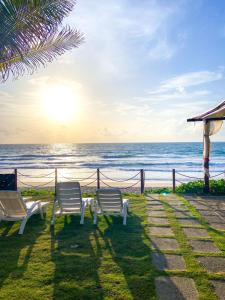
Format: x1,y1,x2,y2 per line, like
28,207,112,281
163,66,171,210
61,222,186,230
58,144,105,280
54,168,57,196
51,168,58,226
14,168,17,190
97,168,100,189
203,120,210,193
140,169,145,194
172,169,176,193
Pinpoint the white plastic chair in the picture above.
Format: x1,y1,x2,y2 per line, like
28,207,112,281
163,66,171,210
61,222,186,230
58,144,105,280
51,181,91,225
94,188,129,225
0,191,49,234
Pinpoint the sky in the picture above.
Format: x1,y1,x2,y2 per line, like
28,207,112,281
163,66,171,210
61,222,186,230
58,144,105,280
1,0,225,144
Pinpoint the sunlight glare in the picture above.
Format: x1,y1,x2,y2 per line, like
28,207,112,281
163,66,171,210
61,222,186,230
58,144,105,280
41,85,78,123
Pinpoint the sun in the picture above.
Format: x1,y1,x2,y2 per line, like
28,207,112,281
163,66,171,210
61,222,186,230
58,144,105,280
41,85,78,123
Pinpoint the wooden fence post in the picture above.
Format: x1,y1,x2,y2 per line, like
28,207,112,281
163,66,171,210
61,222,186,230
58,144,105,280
140,169,145,194
55,168,57,195
97,168,100,189
172,169,176,193
14,168,17,190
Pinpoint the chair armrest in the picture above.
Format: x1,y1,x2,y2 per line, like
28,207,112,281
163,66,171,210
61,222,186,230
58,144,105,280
22,196,33,202
122,199,129,207
82,197,94,206
26,200,41,214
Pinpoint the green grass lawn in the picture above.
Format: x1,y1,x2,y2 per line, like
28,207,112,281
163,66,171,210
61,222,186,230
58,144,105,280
0,193,157,300
1,193,225,299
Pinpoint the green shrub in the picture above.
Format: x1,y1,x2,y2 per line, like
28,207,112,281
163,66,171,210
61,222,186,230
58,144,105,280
144,187,172,194
21,188,54,197
176,179,225,195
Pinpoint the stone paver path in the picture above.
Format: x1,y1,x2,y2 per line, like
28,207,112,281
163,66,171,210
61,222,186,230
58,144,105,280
151,237,180,251
203,216,225,223
146,204,165,210
182,228,210,238
197,256,225,273
152,253,186,271
147,194,225,299
174,211,194,218
188,240,221,253
210,280,225,300
150,226,174,236
210,223,225,231
197,209,217,216
148,217,169,225
155,276,198,300
178,218,202,227
148,210,167,217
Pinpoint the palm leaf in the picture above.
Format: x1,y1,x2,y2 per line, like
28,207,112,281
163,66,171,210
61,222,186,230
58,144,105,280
0,26,84,81
0,0,83,82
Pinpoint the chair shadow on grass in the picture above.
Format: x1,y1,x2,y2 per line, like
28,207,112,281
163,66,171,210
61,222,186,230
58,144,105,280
95,211,156,300
0,214,46,289
51,215,103,300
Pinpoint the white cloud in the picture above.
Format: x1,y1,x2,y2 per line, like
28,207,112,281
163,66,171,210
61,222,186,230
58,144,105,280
161,70,223,91
66,0,186,78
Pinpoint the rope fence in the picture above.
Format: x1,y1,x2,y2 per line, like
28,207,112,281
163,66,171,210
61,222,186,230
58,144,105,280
0,168,225,193
2,168,145,193
172,169,225,192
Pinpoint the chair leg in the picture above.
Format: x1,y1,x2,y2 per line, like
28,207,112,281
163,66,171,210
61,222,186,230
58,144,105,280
51,201,57,225
38,203,44,219
94,210,97,224
123,206,127,225
19,217,28,234
80,207,84,224
51,212,56,225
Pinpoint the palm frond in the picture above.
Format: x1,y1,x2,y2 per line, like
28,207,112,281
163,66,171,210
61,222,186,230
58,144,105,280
0,0,83,82
0,26,84,82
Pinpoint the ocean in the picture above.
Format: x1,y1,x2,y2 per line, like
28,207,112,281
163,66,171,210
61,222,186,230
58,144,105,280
0,143,224,187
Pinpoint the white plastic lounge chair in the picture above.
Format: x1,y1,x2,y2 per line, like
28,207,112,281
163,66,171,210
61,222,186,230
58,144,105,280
0,191,49,234
94,188,129,225
51,181,91,225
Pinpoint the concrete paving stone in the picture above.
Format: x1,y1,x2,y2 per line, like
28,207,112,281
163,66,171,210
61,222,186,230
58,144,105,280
172,206,189,212
148,217,169,225
203,216,225,223
150,226,174,236
167,201,184,206
155,276,198,300
152,253,186,270
148,210,167,217
197,256,225,273
146,204,165,210
197,210,217,216
146,194,160,200
182,228,210,238
210,280,225,300
175,211,194,218
151,237,180,251
189,203,210,210
178,218,202,227
209,223,225,231
218,211,225,217
188,240,221,253
146,200,162,206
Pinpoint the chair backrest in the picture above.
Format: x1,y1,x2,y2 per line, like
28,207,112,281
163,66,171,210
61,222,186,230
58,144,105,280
56,181,82,213
96,188,122,213
0,191,27,218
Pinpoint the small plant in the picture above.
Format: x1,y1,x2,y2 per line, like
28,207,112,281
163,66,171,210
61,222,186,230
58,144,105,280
144,187,172,194
176,179,225,195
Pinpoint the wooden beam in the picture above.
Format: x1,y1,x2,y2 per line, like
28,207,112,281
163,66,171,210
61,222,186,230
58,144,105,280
187,117,225,122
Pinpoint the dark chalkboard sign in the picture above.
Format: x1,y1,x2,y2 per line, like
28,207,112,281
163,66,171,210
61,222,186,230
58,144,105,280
0,174,17,190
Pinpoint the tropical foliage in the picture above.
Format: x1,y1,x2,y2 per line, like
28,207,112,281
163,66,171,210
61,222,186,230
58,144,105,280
176,179,225,195
0,0,84,82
